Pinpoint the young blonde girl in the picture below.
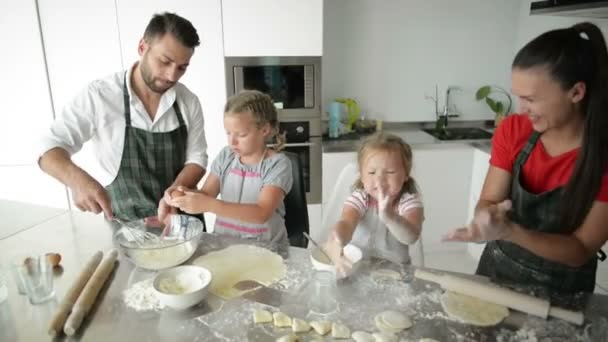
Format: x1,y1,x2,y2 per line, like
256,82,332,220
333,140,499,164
168,90,293,246
325,133,424,273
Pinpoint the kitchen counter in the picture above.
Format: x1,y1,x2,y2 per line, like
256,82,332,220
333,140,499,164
1,205,607,341
322,123,493,154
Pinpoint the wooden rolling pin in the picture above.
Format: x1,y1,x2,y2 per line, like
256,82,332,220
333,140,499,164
414,269,584,325
64,249,118,336
47,251,103,336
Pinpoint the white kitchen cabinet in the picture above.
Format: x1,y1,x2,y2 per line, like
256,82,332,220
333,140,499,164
411,146,474,253
116,0,227,162
321,151,357,203
466,148,490,260
222,0,323,56
307,203,322,243
37,0,123,191
0,0,68,208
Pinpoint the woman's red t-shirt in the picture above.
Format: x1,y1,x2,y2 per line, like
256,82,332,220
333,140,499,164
490,114,608,202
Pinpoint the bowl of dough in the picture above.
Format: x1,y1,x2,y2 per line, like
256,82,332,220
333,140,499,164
309,244,362,277
153,265,212,310
113,214,204,270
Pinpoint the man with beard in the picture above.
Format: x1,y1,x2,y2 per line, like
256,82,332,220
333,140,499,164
38,13,207,224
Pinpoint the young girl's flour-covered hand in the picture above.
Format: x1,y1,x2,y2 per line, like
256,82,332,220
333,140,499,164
324,231,353,277
376,180,421,244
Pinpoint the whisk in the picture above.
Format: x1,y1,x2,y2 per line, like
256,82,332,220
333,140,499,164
113,218,160,246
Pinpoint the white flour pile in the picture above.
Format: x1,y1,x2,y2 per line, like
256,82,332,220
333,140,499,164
123,279,165,312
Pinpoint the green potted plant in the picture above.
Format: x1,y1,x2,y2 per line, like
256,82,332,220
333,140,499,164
475,85,512,127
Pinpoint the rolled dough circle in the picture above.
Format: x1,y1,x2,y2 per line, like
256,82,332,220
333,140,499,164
440,291,509,327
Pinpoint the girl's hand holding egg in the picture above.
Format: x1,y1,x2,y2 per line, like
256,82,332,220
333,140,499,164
172,188,213,214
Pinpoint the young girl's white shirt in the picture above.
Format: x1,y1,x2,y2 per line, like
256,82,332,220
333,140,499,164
345,189,423,264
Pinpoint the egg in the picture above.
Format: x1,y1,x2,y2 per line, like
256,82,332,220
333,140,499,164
45,253,62,267
171,189,185,199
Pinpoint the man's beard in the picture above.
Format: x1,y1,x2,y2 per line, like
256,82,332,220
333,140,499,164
140,59,173,94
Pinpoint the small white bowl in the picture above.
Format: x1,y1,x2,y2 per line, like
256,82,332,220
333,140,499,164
310,244,362,277
153,265,212,310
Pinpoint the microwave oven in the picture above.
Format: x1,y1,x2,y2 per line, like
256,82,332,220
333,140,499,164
225,56,322,118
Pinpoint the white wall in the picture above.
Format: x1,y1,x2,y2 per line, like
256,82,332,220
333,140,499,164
322,0,519,122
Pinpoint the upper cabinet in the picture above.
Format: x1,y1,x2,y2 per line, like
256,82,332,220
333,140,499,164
222,0,323,56
116,0,227,161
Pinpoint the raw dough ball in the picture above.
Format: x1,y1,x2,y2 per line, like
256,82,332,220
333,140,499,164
310,320,331,335
331,323,350,339
379,310,412,329
253,309,273,324
276,333,299,342
374,311,411,334
273,312,292,328
352,331,374,342
291,318,311,333
371,269,401,281
193,244,286,299
440,291,509,327
372,332,397,342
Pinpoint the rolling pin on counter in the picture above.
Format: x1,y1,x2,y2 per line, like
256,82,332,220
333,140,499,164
414,269,584,325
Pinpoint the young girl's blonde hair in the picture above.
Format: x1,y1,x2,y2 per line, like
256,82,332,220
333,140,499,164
354,132,418,195
224,90,285,150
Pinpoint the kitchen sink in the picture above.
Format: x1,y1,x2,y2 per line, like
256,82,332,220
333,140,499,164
422,127,492,141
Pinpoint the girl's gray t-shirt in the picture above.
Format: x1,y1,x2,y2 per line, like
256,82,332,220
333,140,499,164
209,146,293,246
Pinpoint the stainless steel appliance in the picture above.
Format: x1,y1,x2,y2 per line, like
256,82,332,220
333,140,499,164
225,56,322,118
225,56,323,204
279,116,322,204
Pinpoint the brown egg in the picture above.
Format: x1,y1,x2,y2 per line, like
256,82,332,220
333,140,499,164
45,253,62,267
171,189,185,199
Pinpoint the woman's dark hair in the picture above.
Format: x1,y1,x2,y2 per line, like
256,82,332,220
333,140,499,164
143,12,200,48
513,22,608,232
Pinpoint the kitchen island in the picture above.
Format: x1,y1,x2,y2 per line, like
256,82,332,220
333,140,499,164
0,203,607,341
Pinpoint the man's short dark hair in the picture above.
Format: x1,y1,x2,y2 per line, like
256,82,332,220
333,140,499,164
143,12,200,48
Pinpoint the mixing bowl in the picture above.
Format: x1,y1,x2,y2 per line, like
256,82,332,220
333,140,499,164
113,215,204,270
153,265,212,310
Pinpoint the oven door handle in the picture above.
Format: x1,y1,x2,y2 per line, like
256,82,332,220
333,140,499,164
283,142,316,147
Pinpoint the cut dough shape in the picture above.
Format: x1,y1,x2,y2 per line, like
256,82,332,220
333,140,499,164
193,244,286,299
378,310,412,330
331,323,350,339
291,318,311,333
253,309,273,324
276,333,299,342
371,269,402,281
372,332,397,342
374,314,402,334
352,331,374,342
310,320,331,335
440,291,509,327
273,312,292,327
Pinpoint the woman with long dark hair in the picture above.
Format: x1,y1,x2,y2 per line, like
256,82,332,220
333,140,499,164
445,22,608,293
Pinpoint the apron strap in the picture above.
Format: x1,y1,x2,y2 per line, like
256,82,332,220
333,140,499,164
122,71,132,127
513,131,541,170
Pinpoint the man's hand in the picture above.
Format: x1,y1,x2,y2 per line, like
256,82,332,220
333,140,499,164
70,173,112,218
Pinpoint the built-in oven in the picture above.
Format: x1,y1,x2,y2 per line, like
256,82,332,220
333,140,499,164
278,116,322,204
225,57,322,118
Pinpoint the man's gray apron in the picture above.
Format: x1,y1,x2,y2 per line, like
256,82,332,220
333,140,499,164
105,73,188,221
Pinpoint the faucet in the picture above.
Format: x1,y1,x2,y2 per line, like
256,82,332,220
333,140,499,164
425,85,460,130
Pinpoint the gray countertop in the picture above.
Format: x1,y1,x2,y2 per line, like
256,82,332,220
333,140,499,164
1,207,607,341
322,125,492,154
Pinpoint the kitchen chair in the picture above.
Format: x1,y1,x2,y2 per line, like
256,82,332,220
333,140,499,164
320,162,425,267
283,152,310,248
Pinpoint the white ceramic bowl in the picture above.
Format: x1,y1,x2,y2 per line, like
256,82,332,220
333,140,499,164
152,265,212,310
309,244,362,277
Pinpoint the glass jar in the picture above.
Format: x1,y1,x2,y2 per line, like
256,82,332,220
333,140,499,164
308,271,338,315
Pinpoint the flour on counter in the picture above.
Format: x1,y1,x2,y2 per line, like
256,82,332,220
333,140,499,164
123,279,164,312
